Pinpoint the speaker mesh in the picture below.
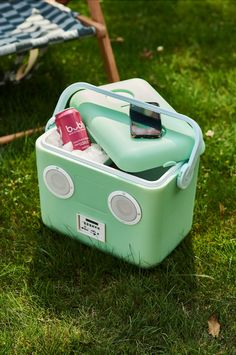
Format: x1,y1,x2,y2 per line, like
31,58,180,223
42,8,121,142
110,195,137,222
43,166,74,198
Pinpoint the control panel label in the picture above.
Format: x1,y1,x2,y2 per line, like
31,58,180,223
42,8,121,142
77,214,105,242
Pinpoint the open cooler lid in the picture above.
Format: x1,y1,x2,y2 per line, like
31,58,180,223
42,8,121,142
69,79,195,173
47,80,204,189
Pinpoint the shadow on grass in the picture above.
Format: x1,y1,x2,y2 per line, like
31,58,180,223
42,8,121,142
27,221,198,350
0,38,105,137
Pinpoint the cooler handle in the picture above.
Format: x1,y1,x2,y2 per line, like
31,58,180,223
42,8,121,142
45,82,204,190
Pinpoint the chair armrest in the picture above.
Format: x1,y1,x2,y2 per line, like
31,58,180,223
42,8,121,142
77,15,106,37
54,0,106,38
55,0,70,4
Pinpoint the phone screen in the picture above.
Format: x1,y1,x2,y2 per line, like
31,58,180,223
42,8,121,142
129,102,163,138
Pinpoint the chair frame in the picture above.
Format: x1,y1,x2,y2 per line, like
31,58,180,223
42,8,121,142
57,0,119,83
0,0,120,144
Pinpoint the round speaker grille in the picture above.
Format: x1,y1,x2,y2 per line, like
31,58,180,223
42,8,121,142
43,166,74,198
108,191,141,225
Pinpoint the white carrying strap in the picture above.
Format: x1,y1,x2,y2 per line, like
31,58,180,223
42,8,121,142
45,82,204,189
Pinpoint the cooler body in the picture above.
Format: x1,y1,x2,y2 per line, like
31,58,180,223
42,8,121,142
36,139,199,268
36,78,204,267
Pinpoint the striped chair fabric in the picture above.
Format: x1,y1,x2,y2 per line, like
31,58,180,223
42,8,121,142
0,0,95,57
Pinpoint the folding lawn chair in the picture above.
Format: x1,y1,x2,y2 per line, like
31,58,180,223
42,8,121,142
0,0,119,84
0,0,119,144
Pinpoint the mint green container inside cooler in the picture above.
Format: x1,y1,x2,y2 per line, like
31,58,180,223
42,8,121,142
36,79,204,268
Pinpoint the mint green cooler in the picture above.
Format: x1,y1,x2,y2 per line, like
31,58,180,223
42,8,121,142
36,79,204,268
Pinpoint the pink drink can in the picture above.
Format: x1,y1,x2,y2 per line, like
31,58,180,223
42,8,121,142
55,108,91,151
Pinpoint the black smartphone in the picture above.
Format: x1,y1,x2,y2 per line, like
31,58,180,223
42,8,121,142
129,102,163,138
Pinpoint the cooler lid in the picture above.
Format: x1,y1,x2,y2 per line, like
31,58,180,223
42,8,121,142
69,79,195,173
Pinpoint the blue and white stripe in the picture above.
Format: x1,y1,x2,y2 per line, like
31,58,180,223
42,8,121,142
0,0,95,56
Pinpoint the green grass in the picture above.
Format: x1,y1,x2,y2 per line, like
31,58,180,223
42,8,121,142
0,0,236,353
